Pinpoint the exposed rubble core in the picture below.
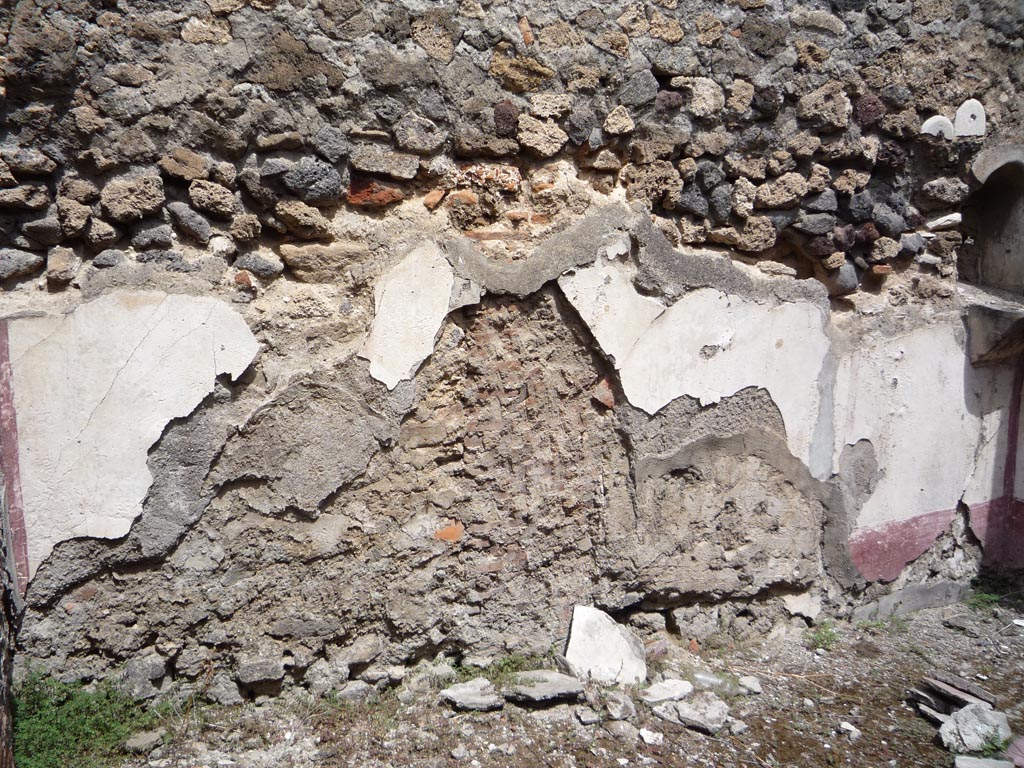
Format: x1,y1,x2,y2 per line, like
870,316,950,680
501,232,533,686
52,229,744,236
0,0,1021,706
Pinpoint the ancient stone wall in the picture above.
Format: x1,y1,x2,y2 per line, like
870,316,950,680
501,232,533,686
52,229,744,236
0,0,1022,703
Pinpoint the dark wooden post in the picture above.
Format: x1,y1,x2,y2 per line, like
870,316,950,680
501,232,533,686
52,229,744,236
0,483,19,768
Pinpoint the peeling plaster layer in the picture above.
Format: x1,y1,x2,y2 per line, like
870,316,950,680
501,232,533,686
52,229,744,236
6,292,259,578
561,258,831,473
361,242,455,390
835,325,1005,535
558,255,663,367
835,324,1018,579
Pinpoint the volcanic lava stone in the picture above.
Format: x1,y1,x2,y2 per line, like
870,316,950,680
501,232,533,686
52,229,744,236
283,158,343,206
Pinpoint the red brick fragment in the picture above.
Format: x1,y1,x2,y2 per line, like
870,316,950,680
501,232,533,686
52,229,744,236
434,520,465,542
423,189,446,210
592,377,616,409
347,176,405,208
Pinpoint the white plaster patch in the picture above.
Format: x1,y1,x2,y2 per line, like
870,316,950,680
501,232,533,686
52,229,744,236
361,241,455,389
558,256,663,366
564,605,647,686
7,291,259,577
920,115,955,140
833,325,1006,532
561,260,830,472
954,98,986,138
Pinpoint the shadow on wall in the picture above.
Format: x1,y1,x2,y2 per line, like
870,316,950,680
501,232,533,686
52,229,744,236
962,147,1024,570
961,159,1024,290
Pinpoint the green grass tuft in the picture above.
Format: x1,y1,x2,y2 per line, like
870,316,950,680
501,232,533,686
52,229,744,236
966,591,1002,611
806,620,839,651
13,670,160,768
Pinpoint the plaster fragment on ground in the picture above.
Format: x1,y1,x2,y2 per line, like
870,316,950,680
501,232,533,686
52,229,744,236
563,604,647,685
361,241,455,389
6,291,259,577
560,257,830,471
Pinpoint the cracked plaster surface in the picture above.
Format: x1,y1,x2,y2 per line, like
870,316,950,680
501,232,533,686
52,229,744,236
560,254,831,474
835,324,1011,534
6,291,258,576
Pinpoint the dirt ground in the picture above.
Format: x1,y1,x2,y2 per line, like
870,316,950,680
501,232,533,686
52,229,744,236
122,595,1024,768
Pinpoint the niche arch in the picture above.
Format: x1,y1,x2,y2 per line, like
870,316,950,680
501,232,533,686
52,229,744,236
961,145,1024,291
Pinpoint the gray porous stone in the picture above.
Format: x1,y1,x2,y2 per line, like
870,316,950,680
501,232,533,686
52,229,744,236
167,202,212,244
502,671,584,705
234,252,284,279
940,704,1012,753
439,677,504,711
806,189,838,212
132,223,174,250
91,248,125,268
0,248,44,280
22,216,62,245
135,249,183,265
311,125,351,163
826,262,859,297
283,157,343,206
793,213,837,235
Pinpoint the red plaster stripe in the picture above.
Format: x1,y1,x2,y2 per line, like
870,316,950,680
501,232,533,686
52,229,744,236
0,321,29,596
848,507,956,583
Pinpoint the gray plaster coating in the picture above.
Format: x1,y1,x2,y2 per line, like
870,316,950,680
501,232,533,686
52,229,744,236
24,383,252,608
210,379,398,516
625,429,853,598
443,204,637,298
631,215,829,309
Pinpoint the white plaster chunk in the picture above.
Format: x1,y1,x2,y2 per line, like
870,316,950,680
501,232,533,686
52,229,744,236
619,291,829,470
561,259,830,473
782,592,822,620
920,115,955,140
558,256,664,366
8,292,259,577
926,212,962,231
954,99,986,138
360,242,455,389
833,325,1001,532
564,605,647,686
